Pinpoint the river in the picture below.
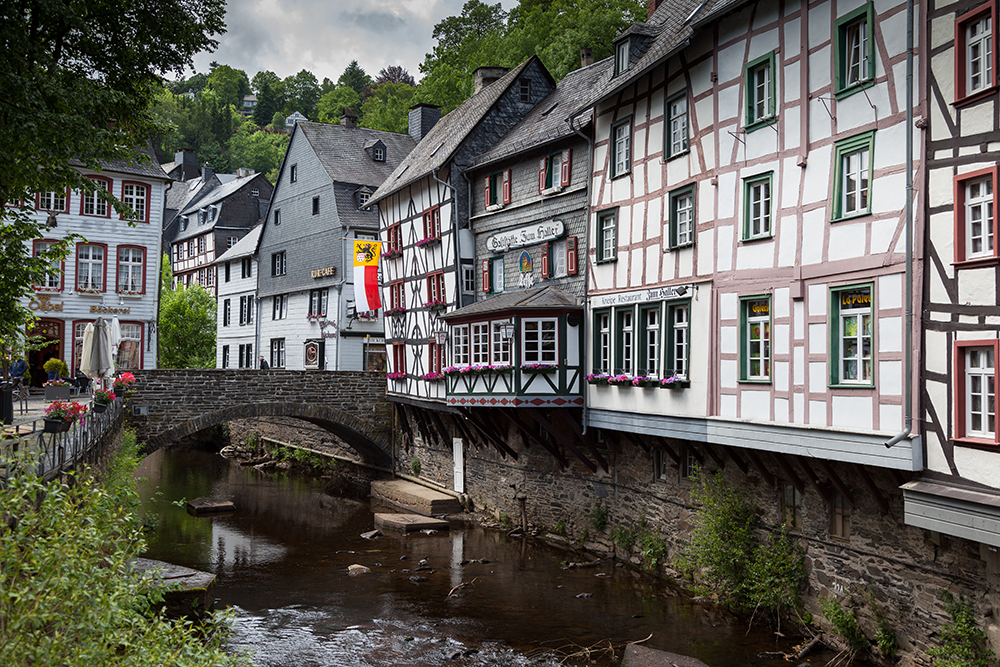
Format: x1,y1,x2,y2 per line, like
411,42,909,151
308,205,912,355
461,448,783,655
136,444,838,667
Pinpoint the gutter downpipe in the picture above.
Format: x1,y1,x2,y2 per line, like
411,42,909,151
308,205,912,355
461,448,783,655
568,112,594,436
885,0,914,449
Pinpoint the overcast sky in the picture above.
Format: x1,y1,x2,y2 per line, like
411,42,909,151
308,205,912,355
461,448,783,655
182,0,518,87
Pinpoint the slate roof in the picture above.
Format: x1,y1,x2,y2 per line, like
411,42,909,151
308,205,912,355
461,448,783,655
442,285,582,320
571,0,725,115
296,121,415,187
333,182,380,229
369,57,542,206
473,58,612,169
180,172,259,214
72,143,169,182
212,224,262,264
166,176,217,217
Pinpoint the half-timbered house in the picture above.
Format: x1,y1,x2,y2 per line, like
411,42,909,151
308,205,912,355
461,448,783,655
214,225,261,369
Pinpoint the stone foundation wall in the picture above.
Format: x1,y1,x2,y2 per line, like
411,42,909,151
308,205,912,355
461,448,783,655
226,417,371,463
396,410,991,666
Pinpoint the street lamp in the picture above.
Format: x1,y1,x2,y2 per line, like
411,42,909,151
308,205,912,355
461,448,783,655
502,323,516,340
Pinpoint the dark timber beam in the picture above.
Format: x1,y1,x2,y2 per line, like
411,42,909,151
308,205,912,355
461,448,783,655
796,458,831,504
624,431,650,453
468,409,519,460
647,435,680,464
744,449,775,487
427,409,454,448
854,463,889,515
498,409,569,468
770,452,805,495
552,409,608,471
411,406,433,444
396,404,414,446
526,409,598,473
723,446,749,475
458,409,518,460
888,469,906,487
449,412,480,449
701,442,726,470
817,459,857,509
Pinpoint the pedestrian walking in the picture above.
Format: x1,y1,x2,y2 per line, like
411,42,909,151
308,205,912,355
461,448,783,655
259,355,269,370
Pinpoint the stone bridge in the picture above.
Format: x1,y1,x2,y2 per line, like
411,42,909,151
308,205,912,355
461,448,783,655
128,370,393,466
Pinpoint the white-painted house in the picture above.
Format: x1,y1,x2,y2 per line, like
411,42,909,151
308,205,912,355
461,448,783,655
23,146,170,383
213,225,261,369
580,0,922,513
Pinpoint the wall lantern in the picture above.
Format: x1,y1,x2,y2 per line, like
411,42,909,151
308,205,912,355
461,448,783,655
501,323,516,340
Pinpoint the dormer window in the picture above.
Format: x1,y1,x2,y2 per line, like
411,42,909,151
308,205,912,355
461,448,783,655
615,39,630,75
373,147,385,161
519,78,531,103
251,188,259,197
359,192,371,207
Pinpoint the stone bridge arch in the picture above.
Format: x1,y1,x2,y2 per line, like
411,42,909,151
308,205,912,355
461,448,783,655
128,370,392,466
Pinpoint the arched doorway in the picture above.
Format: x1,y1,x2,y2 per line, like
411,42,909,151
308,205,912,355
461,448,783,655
28,319,63,387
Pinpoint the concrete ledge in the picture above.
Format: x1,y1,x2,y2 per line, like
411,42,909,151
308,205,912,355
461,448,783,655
371,479,464,516
132,557,216,618
375,512,450,532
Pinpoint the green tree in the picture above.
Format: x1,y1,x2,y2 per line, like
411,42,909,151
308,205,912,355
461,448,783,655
283,69,321,119
252,80,279,127
338,60,373,99
317,86,362,124
0,0,225,368
251,70,281,95
373,65,416,88
206,64,251,109
361,83,416,133
227,117,290,182
158,284,217,368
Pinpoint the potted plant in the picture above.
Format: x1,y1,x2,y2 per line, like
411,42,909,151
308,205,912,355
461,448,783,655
112,372,136,392
43,400,88,433
631,375,656,388
585,373,610,385
422,372,445,382
386,371,406,381
43,378,72,401
659,375,685,389
92,388,116,413
608,374,633,386
42,357,68,382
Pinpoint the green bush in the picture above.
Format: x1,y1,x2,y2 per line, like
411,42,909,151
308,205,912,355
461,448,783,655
637,529,667,571
410,457,421,475
821,594,870,654
589,503,608,531
0,433,244,667
612,524,638,552
42,357,69,377
928,592,996,667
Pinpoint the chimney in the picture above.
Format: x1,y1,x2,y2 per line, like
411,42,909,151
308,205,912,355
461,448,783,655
647,0,664,19
201,162,213,183
581,48,594,68
341,107,357,129
175,148,199,181
473,67,509,95
408,103,441,143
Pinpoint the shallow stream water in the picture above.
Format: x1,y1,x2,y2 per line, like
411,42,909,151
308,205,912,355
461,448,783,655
136,445,840,667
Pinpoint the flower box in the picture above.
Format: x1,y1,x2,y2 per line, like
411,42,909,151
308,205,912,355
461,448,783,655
585,374,611,385
521,363,558,373
92,403,108,414
386,371,406,381
424,300,446,311
659,376,686,389
608,374,633,386
416,236,441,248
385,307,406,317
631,376,656,388
382,248,403,260
422,372,445,382
43,418,71,433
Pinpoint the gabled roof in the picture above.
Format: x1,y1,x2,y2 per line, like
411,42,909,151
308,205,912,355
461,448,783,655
571,0,723,115
165,175,218,216
179,172,260,214
296,121,415,186
73,143,170,182
442,285,582,320
370,57,550,205
473,58,612,169
333,182,379,229
212,224,262,264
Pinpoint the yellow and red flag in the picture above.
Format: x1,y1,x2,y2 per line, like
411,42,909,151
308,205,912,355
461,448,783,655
353,240,381,312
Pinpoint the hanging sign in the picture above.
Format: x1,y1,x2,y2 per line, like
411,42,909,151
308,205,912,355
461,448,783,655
485,218,564,253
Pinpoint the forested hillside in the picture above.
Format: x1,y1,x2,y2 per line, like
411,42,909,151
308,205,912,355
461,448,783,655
153,0,643,182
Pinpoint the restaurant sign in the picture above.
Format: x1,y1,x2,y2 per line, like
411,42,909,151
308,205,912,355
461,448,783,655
485,219,564,253
590,285,691,307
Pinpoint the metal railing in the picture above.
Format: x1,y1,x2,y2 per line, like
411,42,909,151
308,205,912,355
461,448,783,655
1,399,125,483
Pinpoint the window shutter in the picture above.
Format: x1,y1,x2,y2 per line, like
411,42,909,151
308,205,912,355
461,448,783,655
567,236,578,275
502,169,511,204
541,242,550,278
482,259,491,293
538,158,546,193
561,149,572,187
422,211,429,237
484,176,491,209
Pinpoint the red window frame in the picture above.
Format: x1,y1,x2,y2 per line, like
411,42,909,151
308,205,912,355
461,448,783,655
75,241,108,292
955,2,998,105
422,206,440,238
954,166,999,265
426,271,444,303
392,342,406,373
33,238,65,291
120,180,151,223
389,281,405,309
388,223,402,253
115,245,147,295
428,341,446,373
36,188,70,213
954,338,1000,446
80,176,112,217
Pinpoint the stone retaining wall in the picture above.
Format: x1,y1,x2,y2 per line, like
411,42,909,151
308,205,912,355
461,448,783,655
397,411,991,666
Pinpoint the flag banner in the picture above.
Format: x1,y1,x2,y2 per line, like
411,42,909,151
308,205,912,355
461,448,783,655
353,240,382,312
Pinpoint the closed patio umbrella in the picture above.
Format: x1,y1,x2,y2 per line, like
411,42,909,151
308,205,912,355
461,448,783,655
110,314,122,356
80,317,115,380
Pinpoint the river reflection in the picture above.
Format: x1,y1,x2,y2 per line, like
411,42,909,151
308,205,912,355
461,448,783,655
137,445,834,667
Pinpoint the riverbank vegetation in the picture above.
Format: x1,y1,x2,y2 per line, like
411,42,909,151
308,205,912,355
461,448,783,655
0,431,245,667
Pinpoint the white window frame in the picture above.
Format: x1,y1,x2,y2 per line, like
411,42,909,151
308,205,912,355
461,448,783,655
452,324,471,366
667,94,689,158
117,247,144,293
642,307,660,378
309,289,328,318
492,257,505,293
597,312,611,373
116,323,142,370
272,294,287,320
611,119,631,177
846,19,870,87
670,303,689,379
122,183,147,220
841,146,870,217
35,240,61,289
77,244,104,290
472,323,490,364
836,287,873,385
966,176,995,259
522,318,558,364
270,338,285,368
966,346,997,439
492,322,511,364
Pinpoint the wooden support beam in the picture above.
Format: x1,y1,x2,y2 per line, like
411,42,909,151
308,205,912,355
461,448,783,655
427,409,454,447
449,412,479,449
854,463,889,515
477,409,520,460
744,449,775,487
888,468,906,488
395,404,413,444
817,459,856,509
623,431,650,452
701,442,726,470
497,409,569,468
526,409,598,473
648,435,680,464
411,406,433,444
682,442,704,466
796,457,831,504
552,409,608,471
723,446,749,474
770,452,805,495
458,409,518,460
